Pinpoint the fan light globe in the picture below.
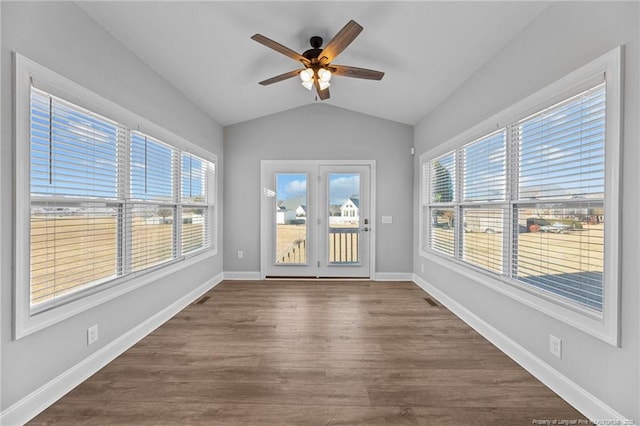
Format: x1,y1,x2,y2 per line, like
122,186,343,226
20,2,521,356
299,68,313,82
319,81,330,91
301,81,313,90
318,68,332,82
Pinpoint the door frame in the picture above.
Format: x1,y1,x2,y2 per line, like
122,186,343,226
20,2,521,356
317,164,371,278
260,159,376,280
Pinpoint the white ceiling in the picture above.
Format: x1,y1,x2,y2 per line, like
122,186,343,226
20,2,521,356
75,1,549,127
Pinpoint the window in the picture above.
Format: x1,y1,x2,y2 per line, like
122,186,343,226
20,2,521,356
181,152,213,255
513,84,605,311
30,88,121,306
129,133,177,272
426,151,456,256
15,54,217,337
419,48,621,345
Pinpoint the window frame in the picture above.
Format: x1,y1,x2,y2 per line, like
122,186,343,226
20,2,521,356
419,47,621,346
14,53,218,339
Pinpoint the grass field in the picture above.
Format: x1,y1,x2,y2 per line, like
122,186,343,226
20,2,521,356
432,223,604,275
276,224,307,264
31,215,604,306
30,215,204,305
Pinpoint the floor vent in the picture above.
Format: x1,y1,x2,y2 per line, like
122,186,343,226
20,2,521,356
424,297,438,307
195,296,210,305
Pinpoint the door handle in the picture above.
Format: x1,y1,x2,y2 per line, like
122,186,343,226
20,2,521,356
361,227,370,232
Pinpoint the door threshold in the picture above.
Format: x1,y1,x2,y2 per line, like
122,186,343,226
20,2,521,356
265,276,370,281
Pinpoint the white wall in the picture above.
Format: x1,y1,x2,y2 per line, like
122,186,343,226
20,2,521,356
413,1,639,419
1,1,223,414
224,104,413,275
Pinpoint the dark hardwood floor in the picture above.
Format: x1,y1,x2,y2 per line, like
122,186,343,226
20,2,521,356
30,280,586,425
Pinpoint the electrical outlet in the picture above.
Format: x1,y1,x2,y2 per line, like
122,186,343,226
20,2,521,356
549,334,562,358
421,262,425,273
87,324,99,346
237,250,244,259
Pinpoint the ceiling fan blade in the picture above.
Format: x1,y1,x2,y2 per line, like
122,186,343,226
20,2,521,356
314,79,330,100
318,20,363,64
251,34,310,65
258,69,301,86
318,87,330,100
331,65,385,80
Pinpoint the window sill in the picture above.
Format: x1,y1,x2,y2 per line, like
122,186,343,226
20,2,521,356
15,249,218,340
418,249,617,346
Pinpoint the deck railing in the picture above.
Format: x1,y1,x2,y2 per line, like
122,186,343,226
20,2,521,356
329,227,359,263
277,238,306,264
276,228,360,265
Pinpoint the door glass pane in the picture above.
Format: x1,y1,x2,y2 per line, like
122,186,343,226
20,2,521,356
328,173,360,264
275,173,307,264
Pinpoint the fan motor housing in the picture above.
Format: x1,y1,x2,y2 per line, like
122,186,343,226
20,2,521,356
302,36,323,60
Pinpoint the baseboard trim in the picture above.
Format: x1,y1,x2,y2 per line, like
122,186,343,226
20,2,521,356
223,271,261,280
1,272,224,426
374,272,413,281
222,271,414,281
412,273,632,423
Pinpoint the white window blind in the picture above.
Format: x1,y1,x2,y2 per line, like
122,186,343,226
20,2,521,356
517,83,605,201
130,133,175,202
129,133,177,272
460,130,507,274
462,207,505,274
421,81,607,313
463,131,506,202
429,207,456,256
30,88,121,306
513,83,606,311
181,153,212,255
29,86,216,311
429,152,456,203
428,151,456,256
31,88,120,198
130,203,175,272
30,202,119,306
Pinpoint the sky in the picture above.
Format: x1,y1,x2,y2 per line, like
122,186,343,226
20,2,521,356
31,88,206,204
432,84,605,203
276,172,360,205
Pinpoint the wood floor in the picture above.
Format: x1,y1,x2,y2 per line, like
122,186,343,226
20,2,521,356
31,280,586,425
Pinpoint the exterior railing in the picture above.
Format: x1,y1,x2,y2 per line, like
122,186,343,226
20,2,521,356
276,228,360,265
277,238,306,264
329,227,359,263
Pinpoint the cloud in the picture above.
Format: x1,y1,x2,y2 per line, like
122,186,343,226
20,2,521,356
284,179,307,197
329,175,360,204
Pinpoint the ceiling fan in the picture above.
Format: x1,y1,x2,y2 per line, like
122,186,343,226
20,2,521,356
251,20,384,100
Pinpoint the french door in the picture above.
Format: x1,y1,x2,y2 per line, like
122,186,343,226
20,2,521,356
260,160,374,278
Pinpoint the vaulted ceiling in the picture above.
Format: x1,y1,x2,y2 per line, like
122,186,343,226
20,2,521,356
76,1,549,127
